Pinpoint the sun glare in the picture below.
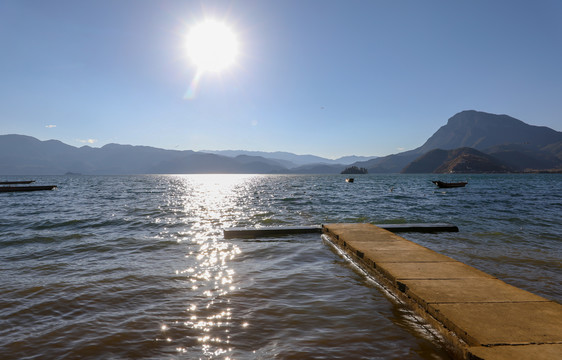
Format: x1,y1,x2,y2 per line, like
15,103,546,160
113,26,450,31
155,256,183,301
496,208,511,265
186,19,239,73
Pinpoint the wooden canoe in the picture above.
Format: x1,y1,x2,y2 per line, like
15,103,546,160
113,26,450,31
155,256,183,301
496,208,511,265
432,180,467,188
0,180,35,185
0,185,57,192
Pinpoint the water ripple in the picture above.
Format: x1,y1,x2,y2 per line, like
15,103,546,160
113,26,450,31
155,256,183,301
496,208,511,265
1,174,560,359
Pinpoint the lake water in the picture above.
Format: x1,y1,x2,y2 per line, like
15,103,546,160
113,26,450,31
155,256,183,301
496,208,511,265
1,174,560,359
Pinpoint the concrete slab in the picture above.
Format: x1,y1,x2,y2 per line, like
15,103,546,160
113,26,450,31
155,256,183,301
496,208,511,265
323,223,399,243
376,261,495,283
324,224,432,253
347,239,429,251
364,249,456,263
322,223,562,359
329,230,399,244
466,344,562,360
402,278,551,305
428,301,562,346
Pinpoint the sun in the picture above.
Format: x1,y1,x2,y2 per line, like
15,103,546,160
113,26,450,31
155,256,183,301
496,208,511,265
185,19,239,73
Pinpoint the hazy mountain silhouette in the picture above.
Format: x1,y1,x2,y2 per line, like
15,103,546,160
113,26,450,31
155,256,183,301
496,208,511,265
1,110,560,175
0,135,344,175
0,135,88,175
354,110,562,173
149,154,288,174
483,144,561,172
289,163,346,174
201,150,377,166
418,110,561,152
402,148,513,173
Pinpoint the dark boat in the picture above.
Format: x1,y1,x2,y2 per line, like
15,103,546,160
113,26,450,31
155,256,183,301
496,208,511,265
0,180,35,185
432,180,467,188
345,178,354,183
0,185,57,192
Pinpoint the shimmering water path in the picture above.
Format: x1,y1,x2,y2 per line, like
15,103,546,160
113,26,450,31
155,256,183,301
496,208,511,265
1,174,560,359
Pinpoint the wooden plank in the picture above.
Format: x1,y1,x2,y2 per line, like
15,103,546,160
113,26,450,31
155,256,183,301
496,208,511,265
223,223,458,239
224,225,322,239
0,180,35,185
0,185,57,192
378,223,459,233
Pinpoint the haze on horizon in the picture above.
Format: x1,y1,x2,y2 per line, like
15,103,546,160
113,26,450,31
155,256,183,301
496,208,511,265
0,0,561,159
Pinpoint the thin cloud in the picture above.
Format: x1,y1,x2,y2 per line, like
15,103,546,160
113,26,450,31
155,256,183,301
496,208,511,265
45,124,56,128
397,147,405,151
77,139,97,144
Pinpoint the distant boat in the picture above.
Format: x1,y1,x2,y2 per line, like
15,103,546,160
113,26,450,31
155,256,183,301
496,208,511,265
432,180,467,188
0,181,57,193
0,185,57,192
0,180,35,185
345,178,354,183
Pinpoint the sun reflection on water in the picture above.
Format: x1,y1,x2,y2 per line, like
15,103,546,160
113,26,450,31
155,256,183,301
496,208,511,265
160,175,258,358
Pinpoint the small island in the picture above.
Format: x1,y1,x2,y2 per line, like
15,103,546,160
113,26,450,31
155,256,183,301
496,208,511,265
341,166,368,174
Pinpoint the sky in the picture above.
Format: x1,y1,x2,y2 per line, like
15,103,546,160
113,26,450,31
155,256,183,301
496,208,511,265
0,0,561,159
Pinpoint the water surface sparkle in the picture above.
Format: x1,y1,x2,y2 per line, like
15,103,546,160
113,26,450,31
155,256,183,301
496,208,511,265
1,174,559,359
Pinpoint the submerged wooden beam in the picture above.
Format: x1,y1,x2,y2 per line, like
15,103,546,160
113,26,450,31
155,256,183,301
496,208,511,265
223,223,458,239
375,223,459,233
224,225,322,239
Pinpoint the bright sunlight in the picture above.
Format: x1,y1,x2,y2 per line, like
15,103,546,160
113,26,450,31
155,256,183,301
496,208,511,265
186,19,239,73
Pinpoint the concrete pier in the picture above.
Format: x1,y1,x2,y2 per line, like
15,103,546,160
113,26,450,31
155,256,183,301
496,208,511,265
322,223,562,360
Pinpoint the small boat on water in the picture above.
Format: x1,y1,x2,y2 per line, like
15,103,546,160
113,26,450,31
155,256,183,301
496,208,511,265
0,180,35,185
0,185,57,192
0,180,57,192
345,178,354,183
432,180,467,188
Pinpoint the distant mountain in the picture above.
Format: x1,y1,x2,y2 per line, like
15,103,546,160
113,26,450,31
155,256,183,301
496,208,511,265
402,147,513,173
333,155,378,164
289,163,346,174
353,152,418,174
354,110,562,173
0,134,352,175
0,135,91,175
2,110,560,175
201,150,377,166
148,153,288,174
418,110,561,153
231,155,289,173
484,144,562,172
0,135,291,175
200,150,299,167
88,143,197,174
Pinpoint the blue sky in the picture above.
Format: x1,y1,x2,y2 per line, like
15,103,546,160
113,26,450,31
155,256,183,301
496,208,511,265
1,0,561,158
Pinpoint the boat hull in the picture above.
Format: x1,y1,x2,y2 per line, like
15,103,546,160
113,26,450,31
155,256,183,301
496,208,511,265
0,185,57,192
432,181,467,188
0,180,35,185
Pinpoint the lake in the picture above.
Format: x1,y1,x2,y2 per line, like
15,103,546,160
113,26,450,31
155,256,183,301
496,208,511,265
1,174,560,359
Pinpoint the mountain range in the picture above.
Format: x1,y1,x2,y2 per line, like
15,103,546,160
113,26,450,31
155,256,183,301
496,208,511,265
1,110,561,175
0,135,370,175
200,150,376,167
355,110,562,173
